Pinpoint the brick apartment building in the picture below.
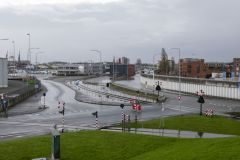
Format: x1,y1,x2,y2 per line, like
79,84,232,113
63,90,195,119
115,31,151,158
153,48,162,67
179,58,240,79
180,58,206,78
233,58,240,76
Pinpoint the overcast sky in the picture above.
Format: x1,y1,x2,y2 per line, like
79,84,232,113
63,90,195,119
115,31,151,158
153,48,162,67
0,0,239,63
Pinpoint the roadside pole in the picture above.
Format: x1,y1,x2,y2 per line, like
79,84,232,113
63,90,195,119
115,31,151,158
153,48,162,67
155,81,161,102
43,93,46,109
120,104,125,132
92,111,98,130
197,90,205,115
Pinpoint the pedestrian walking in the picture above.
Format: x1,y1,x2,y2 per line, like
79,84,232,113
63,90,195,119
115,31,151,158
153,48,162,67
0,95,3,114
2,94,8,117
0,94,8,118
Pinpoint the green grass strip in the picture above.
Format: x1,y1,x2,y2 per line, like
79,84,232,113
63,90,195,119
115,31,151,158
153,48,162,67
0,131,239,160
120,115,240,136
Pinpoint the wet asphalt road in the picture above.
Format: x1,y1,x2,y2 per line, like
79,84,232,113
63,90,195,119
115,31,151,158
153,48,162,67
0,78,181,140
0,75,239,140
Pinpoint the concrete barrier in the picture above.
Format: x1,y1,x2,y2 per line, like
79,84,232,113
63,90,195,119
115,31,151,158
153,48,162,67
140,74,240,100
0,79,41,110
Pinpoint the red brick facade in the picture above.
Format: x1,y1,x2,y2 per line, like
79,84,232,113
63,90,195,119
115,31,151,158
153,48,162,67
180,58,206,78
233,58,240,75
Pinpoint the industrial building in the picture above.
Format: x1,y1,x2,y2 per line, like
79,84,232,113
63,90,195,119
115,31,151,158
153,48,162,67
0,58,8,87
109,64,135,78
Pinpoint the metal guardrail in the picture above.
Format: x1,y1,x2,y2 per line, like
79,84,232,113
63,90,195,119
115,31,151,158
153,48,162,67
72,83,153,104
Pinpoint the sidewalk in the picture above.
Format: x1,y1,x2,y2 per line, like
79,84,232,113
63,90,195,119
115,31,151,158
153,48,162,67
1,84,47,117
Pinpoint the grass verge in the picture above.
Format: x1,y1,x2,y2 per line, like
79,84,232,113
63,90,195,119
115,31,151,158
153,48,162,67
0,131,239,160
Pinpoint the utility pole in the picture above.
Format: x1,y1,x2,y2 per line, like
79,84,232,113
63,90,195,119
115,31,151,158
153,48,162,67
26,33,31,64
170,48,181,113
91,50,102,75
197,90,205,115
113,56,115,81
12,41,16,76
92,111,99,130
120,104,125,132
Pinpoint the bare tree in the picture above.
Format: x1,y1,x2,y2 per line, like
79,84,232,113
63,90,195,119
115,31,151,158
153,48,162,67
158,48,170,75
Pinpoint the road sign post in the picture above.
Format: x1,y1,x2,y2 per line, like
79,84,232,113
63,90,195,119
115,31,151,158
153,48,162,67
197,90,205,115
155,81,161,101
43,93,46,109
92,111,98,129
120,104,125,132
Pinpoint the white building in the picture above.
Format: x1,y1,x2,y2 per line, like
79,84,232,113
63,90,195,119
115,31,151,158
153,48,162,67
56,64,80,76
56,63,104,76
0,58,8,87
78,63,93,75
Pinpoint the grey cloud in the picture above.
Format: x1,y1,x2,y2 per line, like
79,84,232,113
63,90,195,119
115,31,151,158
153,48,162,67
0,0,239,63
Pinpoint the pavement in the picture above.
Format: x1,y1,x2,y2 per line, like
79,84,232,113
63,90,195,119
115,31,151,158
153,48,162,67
0,77,183,140
0,75,240,140
6,90,46,117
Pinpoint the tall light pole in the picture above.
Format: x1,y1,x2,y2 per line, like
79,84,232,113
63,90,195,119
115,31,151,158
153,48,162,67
30,48,40,72
12,40,16,75
127,59,129,80
35,51,44,70
26,33,31,64
152,53,160,82
170,48,181,113
91,50,102,75
0,39,9,58
113,56,115,81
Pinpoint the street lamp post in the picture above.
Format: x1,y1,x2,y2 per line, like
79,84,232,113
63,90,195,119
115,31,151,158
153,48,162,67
113,56,115,81
26,33,31,63
120,104,125,132
152,53,160,82
92,111,99,130
29,48,40,73
35,51,44,71
170,48,181,113
197,90,205,115
91,50,102,75
0,39,9,58
12,41,16,76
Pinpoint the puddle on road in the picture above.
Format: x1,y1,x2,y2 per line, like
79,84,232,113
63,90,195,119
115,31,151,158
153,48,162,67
102,127,236,138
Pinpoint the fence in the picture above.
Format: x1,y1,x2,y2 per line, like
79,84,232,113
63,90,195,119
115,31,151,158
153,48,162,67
141,73,240,100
